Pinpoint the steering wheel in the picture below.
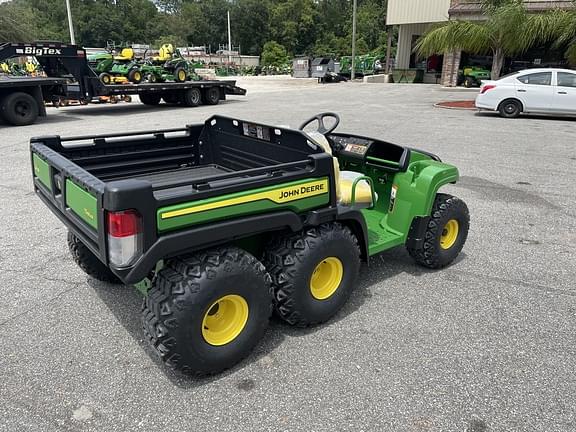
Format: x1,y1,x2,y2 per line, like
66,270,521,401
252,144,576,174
299,112,341,135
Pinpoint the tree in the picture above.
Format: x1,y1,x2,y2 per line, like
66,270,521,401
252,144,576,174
415,0,559,79
261,41,289,67
549,1,576,65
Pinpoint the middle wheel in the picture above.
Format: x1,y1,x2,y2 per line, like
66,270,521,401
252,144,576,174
263,222,361,327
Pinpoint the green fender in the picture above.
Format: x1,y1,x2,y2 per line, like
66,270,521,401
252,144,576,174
384,159,459,239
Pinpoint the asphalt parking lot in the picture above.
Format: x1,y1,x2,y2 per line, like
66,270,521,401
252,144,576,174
1,77,575,432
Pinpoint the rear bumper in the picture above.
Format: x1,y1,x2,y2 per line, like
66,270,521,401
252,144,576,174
474,97,497,111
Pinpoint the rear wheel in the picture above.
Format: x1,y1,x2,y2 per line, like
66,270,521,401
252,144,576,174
407,193,470,269
203,87,221,105
139,93,161,105
0,92,39,126
128,69,142,84
180,88,202,107
162,93,180,104
263,222,361,327
67,232,121,284
142,246,272,375
498,99,522,118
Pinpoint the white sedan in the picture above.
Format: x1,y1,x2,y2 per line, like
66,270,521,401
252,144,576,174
475,68,576,118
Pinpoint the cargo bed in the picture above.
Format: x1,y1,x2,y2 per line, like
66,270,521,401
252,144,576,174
30,115,335,283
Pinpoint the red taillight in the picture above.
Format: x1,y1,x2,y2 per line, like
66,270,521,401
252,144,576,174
480,84,496,94
108,210,141,237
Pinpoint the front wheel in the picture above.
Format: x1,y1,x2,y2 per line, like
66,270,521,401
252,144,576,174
498,99,522,118
263,222,361,327
0,92,39,126
407,194,469,269
142,246,272,375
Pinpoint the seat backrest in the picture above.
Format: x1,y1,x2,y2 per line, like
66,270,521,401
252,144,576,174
119,48,134,59
159,44,174,59
307,131,341,200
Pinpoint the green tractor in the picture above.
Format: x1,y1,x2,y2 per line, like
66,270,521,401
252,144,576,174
31,112,470,376
141,44,197,83
459,66,491,88
88,47,143,85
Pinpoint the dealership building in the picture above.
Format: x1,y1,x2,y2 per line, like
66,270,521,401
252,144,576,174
386,0,574,86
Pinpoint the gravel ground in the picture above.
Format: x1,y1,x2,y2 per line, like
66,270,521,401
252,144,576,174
0,77,575,432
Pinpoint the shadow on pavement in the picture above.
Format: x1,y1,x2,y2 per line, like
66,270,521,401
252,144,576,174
87,246,456,388
474,111,576,122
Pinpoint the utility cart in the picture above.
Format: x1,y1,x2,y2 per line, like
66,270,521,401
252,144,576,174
30,113,469,375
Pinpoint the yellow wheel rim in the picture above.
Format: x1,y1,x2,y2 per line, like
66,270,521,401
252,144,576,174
201,294,249,346
440,219,459,250
178,70,186,81
310,257,344,300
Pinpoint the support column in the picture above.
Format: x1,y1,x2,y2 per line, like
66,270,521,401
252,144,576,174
441,51,461,87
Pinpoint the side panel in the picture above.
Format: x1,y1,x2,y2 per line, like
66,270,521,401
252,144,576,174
66,179,99,229
32,153,52,191
158,177,330,232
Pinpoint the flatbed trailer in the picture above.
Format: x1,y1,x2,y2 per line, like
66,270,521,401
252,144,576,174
0,42,246,126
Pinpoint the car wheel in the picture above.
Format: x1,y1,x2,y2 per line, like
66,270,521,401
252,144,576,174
498,99,522,118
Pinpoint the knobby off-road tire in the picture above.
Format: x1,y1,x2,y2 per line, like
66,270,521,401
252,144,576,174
407,193,469,269
142,246,272,376
263,223,361,327
67,232,121,284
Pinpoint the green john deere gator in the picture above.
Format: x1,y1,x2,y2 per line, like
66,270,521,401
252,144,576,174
30,113,470,375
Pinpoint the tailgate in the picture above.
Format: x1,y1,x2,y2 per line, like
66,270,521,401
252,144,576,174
31,140,107,260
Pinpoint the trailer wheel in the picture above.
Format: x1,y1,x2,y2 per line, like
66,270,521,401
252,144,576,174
263,222,361,327
203,87,221,105
162,94,180,104
174,66,187,82
0,92,39,126
99,73,112,85
142,246,272,375
139,93,161,105
180,88,202,107
407,193,470,269
67,232,121,284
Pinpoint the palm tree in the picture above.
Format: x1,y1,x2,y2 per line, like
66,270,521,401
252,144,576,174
551,1,576,65
414,0,560,79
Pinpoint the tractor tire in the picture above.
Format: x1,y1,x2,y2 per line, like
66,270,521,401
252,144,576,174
463,77,474,88
498,99,522,118
123,95,132,103
146,73,158,83
174,66,187,82
99,72,112,85
180,88,202,107
128,69,142,84
67,232,121,284
203,87,221,105
139,93,161,106
407,193,469,269
0,92,39,126
142,246,272,376
263,222,361,327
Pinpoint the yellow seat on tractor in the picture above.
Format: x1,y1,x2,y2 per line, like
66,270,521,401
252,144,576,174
307,131,375,208
114,48,135,61
153,44,174,62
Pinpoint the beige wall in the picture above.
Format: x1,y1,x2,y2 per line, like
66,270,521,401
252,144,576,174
395,23,431,69
387,0,451,25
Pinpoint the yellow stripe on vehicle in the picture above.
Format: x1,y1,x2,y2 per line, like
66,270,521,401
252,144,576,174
161,178,329,220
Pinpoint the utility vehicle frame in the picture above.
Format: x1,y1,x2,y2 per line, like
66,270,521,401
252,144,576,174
30,113,469,375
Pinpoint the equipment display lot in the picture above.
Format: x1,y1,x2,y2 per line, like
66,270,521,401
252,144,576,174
1,79,575,431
